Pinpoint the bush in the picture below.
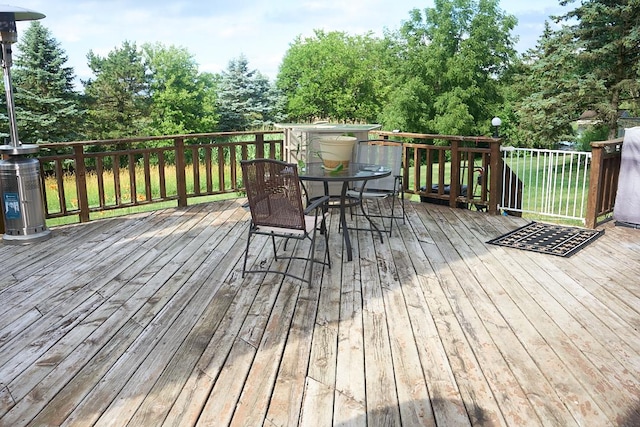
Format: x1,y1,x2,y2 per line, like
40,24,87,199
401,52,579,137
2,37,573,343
577,125,610,151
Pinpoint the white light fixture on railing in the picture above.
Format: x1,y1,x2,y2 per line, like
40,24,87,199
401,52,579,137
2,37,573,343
491,117,502,138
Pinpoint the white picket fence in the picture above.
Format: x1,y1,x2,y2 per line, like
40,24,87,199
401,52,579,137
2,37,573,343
499,146,592,223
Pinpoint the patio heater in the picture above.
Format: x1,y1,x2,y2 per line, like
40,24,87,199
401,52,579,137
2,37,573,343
0,5,50,243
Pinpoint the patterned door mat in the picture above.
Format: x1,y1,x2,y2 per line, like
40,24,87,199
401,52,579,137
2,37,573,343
487,222,603,257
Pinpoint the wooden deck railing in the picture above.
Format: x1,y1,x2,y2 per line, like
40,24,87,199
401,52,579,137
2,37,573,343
373,131,502,214
34,131,283,223
374,132,625,228
585,137,623,228
0,129,622,232
0,129,504,231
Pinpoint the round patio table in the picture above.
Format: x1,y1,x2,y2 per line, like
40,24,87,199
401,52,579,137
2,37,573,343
298,162,391,262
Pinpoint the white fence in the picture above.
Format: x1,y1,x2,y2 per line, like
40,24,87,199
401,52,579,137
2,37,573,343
500,147,592,223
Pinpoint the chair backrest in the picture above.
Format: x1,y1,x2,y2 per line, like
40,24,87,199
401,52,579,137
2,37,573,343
241,159,306,230
354,140,403,191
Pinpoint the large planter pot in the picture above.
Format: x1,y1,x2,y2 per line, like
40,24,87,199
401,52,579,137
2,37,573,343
317,135,357,169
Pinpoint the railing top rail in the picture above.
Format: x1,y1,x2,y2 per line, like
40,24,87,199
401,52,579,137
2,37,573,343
501,146,593,156
373,130,500,144
591,137,623,148
38,130,283,149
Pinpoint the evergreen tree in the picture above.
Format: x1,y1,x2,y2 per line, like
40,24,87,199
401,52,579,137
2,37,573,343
561,0,640,138
516,0,640,145
217,55,284,131
82,41,150,139
514,23,584,147
11,21,82,143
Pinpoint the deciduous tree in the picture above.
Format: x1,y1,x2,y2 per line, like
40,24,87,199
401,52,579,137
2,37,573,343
143,43,217,135
277,30,388,123
382,0,517,136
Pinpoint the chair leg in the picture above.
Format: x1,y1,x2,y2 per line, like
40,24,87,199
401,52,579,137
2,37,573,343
308,225,316,284
360,198,384,243
242,228,253,278
323,216,331,269
388,191,406,237
271,234,278,260
389,195,396,236
308,214,331,283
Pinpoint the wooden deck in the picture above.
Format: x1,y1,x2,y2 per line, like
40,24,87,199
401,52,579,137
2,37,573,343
0,198,639,426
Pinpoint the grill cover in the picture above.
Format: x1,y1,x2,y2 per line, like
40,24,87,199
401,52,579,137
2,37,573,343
614,126,640,227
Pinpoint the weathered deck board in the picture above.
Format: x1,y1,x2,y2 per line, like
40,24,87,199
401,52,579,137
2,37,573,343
0,198,639,426
439,207,611,425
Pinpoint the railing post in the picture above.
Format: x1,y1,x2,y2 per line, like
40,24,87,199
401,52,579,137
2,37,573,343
0,153,4,233
585,144,604,229
449,140,460,208
73,145,90,222
175,137,188,207
488,138,502,215
255,133,265,159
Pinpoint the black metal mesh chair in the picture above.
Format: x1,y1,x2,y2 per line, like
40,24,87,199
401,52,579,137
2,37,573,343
241,159,330,284
346,140,405,236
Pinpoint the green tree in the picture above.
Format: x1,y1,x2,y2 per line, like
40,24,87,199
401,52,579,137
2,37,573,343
10,21,83,143
216,55,282,131
516,0,640,145
277,30,389,123
142,43,217,135
82,41,150,139
513,23,583,147
198,71,221,132
382,0,517,136
561,0,640,138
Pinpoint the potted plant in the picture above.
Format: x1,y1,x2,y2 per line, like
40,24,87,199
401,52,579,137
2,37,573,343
316,135,357,169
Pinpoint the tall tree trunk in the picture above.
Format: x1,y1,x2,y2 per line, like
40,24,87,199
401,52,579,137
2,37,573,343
608,86,619,140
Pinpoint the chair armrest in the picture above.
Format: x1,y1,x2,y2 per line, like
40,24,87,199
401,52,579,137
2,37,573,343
304,195,330,215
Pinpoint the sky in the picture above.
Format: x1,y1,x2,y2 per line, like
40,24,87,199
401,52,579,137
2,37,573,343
11,0,572,84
